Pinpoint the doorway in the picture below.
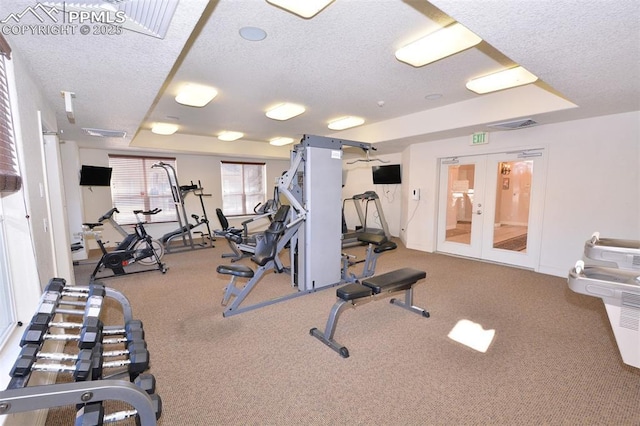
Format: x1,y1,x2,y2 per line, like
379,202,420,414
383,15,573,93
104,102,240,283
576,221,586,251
436,150,545,269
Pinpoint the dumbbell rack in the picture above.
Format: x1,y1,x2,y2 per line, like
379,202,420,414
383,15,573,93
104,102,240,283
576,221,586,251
0,278,161,425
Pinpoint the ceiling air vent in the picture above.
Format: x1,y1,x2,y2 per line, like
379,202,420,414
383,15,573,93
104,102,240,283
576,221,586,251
488,119,538,130
45,0,179,39
82,128,127,138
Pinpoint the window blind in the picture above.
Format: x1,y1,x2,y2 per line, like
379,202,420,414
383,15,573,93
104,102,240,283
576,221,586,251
0,35,21,194
220,161,266,216
108,155,177,224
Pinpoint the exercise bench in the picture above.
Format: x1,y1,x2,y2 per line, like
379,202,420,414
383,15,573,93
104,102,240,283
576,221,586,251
310,267,429,358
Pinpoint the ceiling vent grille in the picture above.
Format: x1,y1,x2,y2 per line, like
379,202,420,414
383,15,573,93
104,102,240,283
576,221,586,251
488,119,538,130
44,0,179,39
82,128,127,138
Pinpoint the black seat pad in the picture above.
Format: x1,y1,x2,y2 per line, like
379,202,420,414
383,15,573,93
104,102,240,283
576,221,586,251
362,268,426,294
216,264,254,278
357,232,388,245
374,241,397,253
337,283,372,301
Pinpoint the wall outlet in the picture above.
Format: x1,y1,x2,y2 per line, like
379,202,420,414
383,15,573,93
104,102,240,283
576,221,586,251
412,188,420,200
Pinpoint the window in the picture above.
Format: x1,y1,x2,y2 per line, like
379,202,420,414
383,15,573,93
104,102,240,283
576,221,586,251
220,161,266,215
0,35,17,343
0,39,20,195
108,155,177,224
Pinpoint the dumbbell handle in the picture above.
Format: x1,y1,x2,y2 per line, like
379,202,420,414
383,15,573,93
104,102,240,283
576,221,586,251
104,409,137,423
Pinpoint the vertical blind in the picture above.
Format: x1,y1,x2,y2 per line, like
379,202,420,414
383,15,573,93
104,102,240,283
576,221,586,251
108,155,177,224
0,35,21,194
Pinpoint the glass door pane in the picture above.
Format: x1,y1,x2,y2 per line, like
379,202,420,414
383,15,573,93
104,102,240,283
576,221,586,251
445,164,475,245
492,160,533,252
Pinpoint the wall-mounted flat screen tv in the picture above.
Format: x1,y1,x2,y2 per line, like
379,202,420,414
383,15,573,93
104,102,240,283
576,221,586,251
372,164,401,185
79,165,112,186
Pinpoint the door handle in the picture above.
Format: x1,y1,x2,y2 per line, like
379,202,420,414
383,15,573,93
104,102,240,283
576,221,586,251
475,210,482,215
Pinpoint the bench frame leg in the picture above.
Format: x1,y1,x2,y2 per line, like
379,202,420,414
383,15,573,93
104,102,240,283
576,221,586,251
310,299,356,358
390,288,430,317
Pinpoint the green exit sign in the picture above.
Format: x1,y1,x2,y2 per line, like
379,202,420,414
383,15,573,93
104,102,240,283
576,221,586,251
471,132,489,145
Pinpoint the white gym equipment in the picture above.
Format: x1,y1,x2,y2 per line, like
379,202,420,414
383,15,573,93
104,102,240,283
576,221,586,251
568,232,640,368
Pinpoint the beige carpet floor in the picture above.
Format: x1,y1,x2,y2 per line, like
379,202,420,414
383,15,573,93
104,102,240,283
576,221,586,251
38,238,640,425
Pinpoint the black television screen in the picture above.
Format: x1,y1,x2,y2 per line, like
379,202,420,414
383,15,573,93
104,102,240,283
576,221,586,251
79,165,112,186
372,164,401,185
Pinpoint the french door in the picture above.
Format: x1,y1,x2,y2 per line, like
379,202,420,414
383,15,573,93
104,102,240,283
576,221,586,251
437,150,545,269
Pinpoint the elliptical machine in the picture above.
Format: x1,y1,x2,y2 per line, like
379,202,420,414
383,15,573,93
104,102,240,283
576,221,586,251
83,208,168,281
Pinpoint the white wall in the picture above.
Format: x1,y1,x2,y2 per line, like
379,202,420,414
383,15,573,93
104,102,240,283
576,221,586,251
0,48,59,425
75,147,291,249
341,152,403,237
401,111,640,277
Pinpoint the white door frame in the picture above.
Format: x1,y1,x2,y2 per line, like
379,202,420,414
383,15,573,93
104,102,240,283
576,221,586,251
437,149,546,269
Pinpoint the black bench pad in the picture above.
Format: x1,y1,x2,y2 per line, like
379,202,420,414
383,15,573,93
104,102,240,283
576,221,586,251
337,283,373,301
217,264,254,278
362,268,426,294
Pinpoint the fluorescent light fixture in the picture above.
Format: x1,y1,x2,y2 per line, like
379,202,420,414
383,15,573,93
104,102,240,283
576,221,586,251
218,131,244,141
328,116,365,131
466,66,539,94
266,0,334,18
175,83,218,107
269,137,294,146
395,23,482,67
265,103,306,121
151,123,178,135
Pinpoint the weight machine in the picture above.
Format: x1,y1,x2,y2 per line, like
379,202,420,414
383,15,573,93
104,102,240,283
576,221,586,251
217,135,383,316
151,162,214,253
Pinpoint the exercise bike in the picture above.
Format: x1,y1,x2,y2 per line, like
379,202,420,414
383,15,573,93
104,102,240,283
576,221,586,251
97,207,165,265
83,208,168,281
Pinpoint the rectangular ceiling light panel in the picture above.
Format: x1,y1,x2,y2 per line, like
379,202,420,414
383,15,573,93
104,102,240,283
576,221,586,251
265,103,305,121
328,116,365,131
218,131,244,141
466,66,538,94
395,23,482,67
175,83,218,107
151,123,178,135
269,137,294,146
266,0,334,18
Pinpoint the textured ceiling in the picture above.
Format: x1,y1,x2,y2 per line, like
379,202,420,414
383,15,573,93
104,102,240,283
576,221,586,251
2,0,639,159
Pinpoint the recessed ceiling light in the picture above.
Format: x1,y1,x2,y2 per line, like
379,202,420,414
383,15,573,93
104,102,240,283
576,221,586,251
218,131,244,141
395,23,482,67
265,103,306,121
328,116,365,131
239,26,267,41
151,123,179,135
266,0,334,18
466,66,538,94
175,83,218,107
269,137,294,146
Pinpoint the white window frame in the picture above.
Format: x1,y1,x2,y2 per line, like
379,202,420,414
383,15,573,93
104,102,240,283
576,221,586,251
108,155,178,225
220,161,267,216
